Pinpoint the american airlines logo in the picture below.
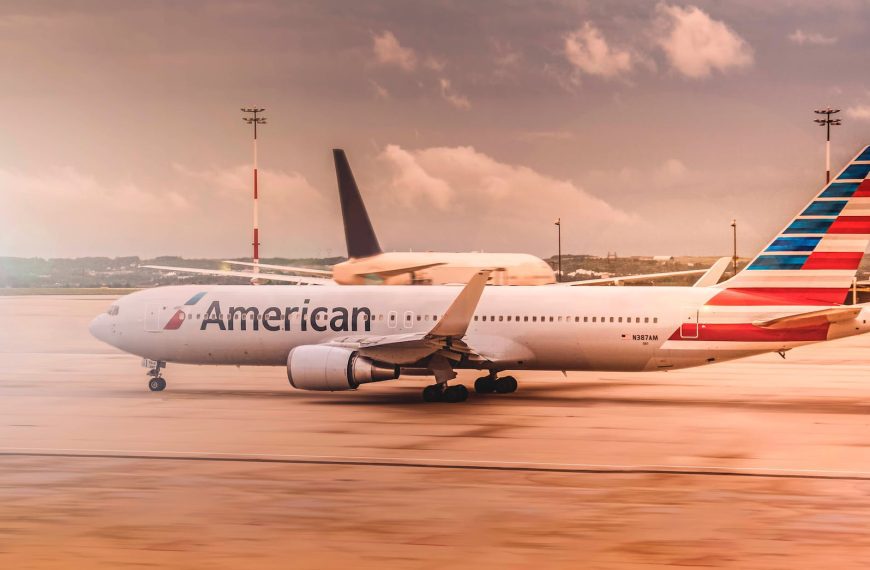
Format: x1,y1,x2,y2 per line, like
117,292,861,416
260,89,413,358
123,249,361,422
199,300,372,332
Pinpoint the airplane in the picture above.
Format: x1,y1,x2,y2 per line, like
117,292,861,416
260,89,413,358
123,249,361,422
90,144,870,403
146,149,714,287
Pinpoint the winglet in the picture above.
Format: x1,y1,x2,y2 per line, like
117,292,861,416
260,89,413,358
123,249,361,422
333,149,382,259
429,270,491,337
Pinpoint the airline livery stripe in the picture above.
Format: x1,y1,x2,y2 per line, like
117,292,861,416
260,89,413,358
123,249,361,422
707,288,847,306
815,237,870,252
783,219,833,234
802,200,847,216
747,255,807,270
828,216,870,234
765,237,821,252
801,251,864,270
837,164,870,180
668,323,829,342
820,182,860,198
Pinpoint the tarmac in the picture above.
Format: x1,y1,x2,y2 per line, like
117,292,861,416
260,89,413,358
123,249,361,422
2,295,870,568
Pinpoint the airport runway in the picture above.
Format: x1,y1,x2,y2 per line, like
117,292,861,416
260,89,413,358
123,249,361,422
2,295,870,568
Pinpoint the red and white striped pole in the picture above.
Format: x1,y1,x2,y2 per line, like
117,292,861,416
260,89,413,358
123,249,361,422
242,107,266,277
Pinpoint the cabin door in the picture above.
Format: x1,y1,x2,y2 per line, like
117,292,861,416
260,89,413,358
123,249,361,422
679,307,700,339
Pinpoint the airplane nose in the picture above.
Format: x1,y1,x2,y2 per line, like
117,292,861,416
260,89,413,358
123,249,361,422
89,314,110,343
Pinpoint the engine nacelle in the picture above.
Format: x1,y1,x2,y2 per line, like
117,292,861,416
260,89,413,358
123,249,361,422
287,345,399,391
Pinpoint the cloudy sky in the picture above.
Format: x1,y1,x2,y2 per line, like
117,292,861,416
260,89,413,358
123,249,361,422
2,0,870,259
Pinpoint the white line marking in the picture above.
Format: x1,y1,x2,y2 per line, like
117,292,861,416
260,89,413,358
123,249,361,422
2,447,869,478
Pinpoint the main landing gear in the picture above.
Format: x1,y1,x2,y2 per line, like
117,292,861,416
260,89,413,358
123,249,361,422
474,373,517,394
422,383,468,403
147,361,167,392
421,373,518,403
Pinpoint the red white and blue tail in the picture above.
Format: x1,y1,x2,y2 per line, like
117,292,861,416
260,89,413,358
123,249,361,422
717,145,870,306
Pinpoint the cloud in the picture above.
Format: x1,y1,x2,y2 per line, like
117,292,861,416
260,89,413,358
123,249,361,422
655,4,753,78
372,31,417,71
438,78,471,110
846,105,870,120
0,164,339,258
788,29,837,46
376,144,634,253
563,22,633,78
369,79,390,99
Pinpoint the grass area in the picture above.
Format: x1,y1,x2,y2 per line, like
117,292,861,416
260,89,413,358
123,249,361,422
0,288,141,296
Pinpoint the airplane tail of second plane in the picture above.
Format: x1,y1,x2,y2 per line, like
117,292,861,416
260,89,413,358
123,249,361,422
333,149,383,260
717,144,870,306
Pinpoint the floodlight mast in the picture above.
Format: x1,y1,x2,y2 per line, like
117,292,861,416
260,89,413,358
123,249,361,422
242,107,266,275
814,107,841,184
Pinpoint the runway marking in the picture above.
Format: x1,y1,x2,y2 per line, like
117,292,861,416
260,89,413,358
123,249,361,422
2,447,870,481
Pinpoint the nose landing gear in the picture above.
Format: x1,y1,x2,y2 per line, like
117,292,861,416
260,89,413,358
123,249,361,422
147,361,167,392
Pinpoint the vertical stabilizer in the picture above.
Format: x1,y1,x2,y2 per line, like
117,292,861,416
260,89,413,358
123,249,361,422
333,149,382,259
718,145,870,305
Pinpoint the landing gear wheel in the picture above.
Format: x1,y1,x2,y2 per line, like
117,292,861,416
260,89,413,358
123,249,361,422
148,378,166,392
494,376,517,394
444,384,469,403
474,376,496,394
422,384,444,402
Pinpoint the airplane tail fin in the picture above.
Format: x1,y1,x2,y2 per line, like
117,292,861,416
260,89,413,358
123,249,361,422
717,145,870,306
333,149,382,259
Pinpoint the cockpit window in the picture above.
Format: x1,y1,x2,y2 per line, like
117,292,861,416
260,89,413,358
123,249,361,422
107,305,120,316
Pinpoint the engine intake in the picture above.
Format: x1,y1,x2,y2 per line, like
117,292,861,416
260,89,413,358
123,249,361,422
287,345,399,391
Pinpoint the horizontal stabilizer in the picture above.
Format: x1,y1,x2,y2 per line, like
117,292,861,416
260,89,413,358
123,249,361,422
752,305,863,329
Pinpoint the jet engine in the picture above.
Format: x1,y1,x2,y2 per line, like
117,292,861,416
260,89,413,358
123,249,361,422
287,345,399,391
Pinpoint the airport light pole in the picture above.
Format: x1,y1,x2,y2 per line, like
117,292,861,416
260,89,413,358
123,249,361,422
554,218,562,282
242,107,267,275
731,219,738,277
814,107,841,184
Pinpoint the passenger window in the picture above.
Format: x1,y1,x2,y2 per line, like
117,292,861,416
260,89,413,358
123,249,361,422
583,316,588,323
474,316,478,321
618,317,623,323
644,317,649,323
532,316,537,322
499,316,504,322
592,317,596,323
653,317,658,323
558,316,563,322
524,316,529,322
609,317,614,323
507,316,512,322
549,316,554,322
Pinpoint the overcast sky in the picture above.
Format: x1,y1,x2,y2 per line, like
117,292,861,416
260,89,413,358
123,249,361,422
2,0,870,259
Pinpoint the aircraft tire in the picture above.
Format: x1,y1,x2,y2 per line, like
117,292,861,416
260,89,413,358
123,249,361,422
444,384,469,403
474,376,496,394
149,378,166,392
495,376,517,394
422,384,444,402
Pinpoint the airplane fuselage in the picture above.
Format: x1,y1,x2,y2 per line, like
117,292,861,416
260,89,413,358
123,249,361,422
90,284,870,373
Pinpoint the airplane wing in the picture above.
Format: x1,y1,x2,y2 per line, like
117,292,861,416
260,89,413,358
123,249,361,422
142,265,335,286
349,262,447,279
221,261,333,276
753,306,863,329
692,257,731,287
325,270,490,365
562,268,708,286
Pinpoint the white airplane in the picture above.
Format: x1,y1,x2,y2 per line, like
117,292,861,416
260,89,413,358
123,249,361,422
146,148,715,287
90,145,870,403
